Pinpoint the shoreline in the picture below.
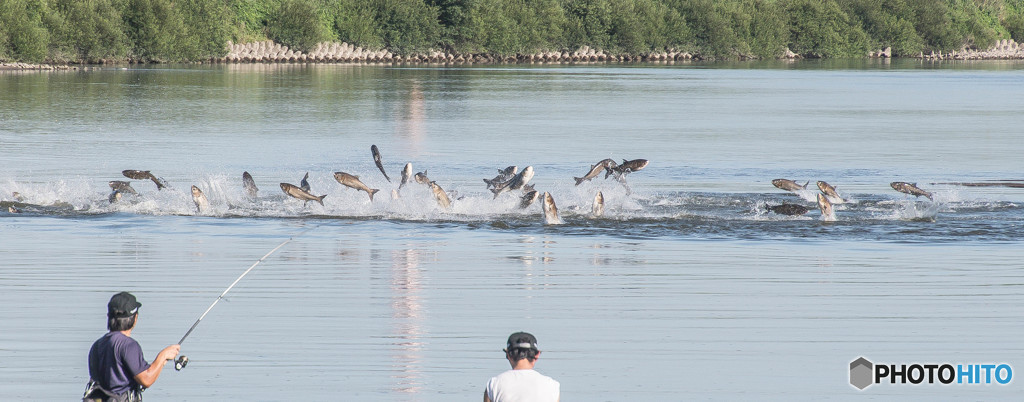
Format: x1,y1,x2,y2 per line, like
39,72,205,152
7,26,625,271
3,39,1023,70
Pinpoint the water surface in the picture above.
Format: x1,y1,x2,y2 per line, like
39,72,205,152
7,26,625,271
1,60,1022,400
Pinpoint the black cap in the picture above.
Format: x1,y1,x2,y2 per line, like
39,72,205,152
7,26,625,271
505,332,539,352
108,292,141,318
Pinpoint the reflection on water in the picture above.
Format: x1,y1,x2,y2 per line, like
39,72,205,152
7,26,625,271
390,247,424,394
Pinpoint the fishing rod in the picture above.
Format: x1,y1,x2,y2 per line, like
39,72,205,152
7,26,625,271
171,226,317,370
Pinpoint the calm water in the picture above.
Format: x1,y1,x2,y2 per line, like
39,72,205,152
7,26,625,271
1,60,1023,400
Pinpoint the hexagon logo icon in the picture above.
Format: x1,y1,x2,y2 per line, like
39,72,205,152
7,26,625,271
850,357,874,390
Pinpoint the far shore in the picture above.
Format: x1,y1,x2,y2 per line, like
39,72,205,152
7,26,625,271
3,39,1023,71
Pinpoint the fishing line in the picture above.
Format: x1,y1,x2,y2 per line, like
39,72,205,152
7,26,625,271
172,225,319,370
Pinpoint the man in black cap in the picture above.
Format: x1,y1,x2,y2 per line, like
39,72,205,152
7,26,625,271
484,331,560,402
84,292,180,401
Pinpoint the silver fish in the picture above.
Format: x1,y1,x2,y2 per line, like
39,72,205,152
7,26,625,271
484,165,517,189
816,181,844,203
817,193,835,221
592,191,605,217
429,181,451,209
122,169,167,190
300,172,311,193
414,170,430,185
520,190,539,209
108,190,122,204
242,171,259,198
334,172,380,201
399,163,413,190
491,166,534,199
890,182,933,200
542,192,563,225
575,159,615,186
280,182,326,206
606,159,647,179
108,181,138,195
772,179,809,192
765,203,809,216
191,185,210,213
371,145,391,182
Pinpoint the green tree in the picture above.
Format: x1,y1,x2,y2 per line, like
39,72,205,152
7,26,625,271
332,0,384,49
0,0,51,62
840,0,924,56
785,0,869,58
52,0,130,62
374,0,442,53
179,0,233,59
124,0,190,61
268,0,332,52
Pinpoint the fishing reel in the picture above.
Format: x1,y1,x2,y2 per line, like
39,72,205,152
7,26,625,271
174,355,189,371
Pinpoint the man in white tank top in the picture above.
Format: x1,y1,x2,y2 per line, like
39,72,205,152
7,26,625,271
484,332,560,402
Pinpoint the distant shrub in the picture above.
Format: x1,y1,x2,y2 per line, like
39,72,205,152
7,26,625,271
1004,12,1024,42
51,0,130,63
0,0,51,62
179,0,234,59
607,0,688,55
268,0,333,52
785,0,869,58
563,0,615,51
124,0,190,62
374,0,442,53
840,0,924,56
332,0,385,49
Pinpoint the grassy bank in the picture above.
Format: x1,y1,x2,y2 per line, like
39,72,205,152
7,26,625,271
2,0,1024,64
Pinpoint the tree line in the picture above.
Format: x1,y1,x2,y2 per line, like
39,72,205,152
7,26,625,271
2,0,1023,63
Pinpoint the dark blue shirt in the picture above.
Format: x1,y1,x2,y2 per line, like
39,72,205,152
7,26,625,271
88,332,150,394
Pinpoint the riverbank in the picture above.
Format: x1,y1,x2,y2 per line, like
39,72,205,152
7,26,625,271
0,62,95,71
3,39,1023,70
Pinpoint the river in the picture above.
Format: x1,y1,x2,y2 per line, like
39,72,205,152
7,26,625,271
1,59,1022,400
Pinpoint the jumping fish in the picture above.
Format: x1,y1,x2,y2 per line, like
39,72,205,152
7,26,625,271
280,183,326,206
371,145,391,182
890,182,933,200
300,172,311,193
399,163,413,190
816,181,844,203
817,193,835,221
520,190,539,209
484,166,517,189
575,159,615,186
242,172,259,198
765,203,809,216
334,172,380,201
772,179,809,192
541,192,563,225
122,170,167,190
429,181,451,209
414,170,431,185
606,159,647,179
592,191,605,217
191,185,210,213
108,181,138,195
491,166,535,199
